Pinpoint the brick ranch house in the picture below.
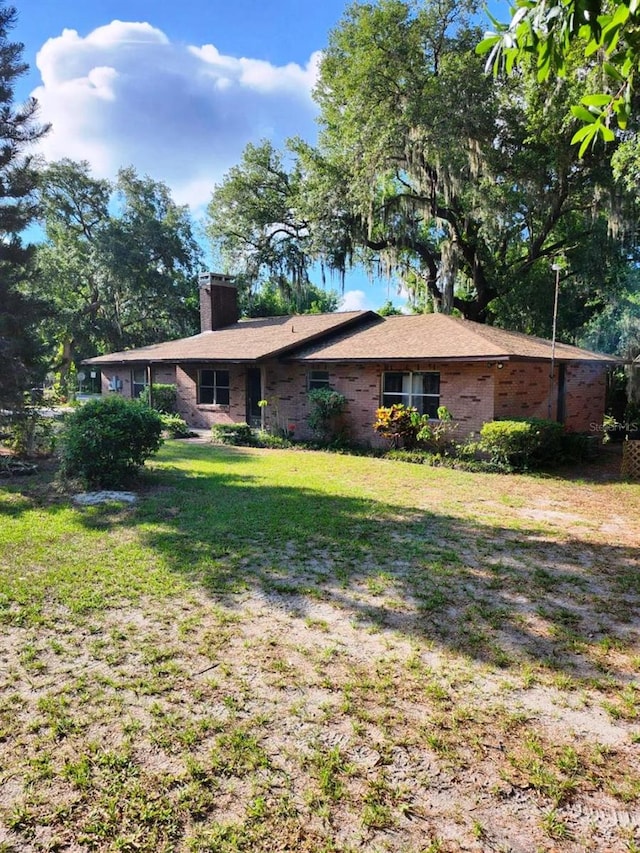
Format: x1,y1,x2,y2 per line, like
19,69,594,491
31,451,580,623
84,274,616,445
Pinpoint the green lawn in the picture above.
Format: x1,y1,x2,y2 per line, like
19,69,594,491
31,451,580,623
0,442,639,852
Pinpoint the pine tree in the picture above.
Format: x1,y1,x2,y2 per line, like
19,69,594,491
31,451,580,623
0,2,48,408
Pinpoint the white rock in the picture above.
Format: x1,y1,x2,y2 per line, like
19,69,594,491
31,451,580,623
73,491,137,505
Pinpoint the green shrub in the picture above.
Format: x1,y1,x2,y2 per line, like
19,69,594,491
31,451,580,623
138,383,177,413
479,418,565,469
59,395,163,488
255,430,293,449
385,448,429,464
211,423,255,446
159,413,193,438
307,388,347,442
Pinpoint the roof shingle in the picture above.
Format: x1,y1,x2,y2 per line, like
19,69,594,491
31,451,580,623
84,311,374,365
292,314,616,363
83,311,616,366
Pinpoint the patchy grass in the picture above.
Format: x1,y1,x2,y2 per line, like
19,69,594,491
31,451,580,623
0,441,639,852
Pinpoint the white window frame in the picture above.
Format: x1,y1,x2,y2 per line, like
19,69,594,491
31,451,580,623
381,371,440,418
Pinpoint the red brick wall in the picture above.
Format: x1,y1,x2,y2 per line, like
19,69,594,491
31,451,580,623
494,362,552,420
175,364,246,429
564,362,607,433
264,361,495,445
494,360,608,432
101,357,608,440
199,276,239,332
153,366,177,386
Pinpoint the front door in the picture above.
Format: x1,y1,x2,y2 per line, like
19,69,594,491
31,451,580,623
246,368,262,427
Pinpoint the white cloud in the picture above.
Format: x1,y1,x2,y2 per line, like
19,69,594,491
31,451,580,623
339,290,372,312
32,21,320,209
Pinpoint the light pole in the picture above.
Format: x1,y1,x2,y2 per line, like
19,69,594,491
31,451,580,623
548,262,561,420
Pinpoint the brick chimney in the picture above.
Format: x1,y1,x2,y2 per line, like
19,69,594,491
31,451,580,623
199,273,239,332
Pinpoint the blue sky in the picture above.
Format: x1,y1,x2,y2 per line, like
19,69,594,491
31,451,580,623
13,0,499,312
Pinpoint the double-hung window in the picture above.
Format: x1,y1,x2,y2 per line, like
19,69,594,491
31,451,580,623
198,369,230,405
382,371,440,418
132,368,148,399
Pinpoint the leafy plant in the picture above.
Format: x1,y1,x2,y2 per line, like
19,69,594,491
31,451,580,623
138,384,177,414
211,423,255,446
159,413,193,438
255,430,292,449
3,407,58,458
307,387,347,442
479,418,565,470
373,404,420,448
374,404,455,450
59,395,164,487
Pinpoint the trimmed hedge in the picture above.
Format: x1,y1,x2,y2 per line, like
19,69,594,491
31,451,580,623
211,423,255,446
479,418,564,469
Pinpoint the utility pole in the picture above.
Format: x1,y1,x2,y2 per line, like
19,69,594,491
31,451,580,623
548,263,561,420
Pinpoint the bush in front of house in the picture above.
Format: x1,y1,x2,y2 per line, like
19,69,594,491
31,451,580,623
255,430,293,449
479,417,565,469
211,422,255,446
307,387,347,442
138,383,177,413
374,404,456,451
373,404,417,448
159,413,193,438
59,395,164,488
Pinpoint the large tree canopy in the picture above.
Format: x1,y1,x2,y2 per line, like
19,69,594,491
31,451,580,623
206,141,341,317
34,160,203,389
0,2,49,407
478,0,640,154
207,0,636,342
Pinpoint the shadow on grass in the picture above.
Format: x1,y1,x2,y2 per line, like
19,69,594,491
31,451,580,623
63,443,639,687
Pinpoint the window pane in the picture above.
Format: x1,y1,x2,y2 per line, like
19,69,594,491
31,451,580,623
201,369,215,387
424,373,440,395
383,373,404,394
133,368,147,384
216,370,230,390
199,386,214,405
216,387,230,405
415,397,439,418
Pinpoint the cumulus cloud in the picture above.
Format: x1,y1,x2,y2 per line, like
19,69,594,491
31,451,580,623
32,20,321,208
339,290,373,312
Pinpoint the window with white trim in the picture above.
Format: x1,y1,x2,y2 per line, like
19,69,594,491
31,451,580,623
382,371,440,418
132,368,148,399
198,369,230,405
308,370,330,390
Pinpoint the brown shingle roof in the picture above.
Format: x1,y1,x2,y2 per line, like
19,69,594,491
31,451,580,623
293,314,616,363
83,311,375,365
84,311,617,367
